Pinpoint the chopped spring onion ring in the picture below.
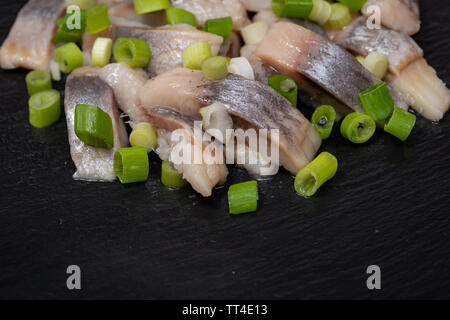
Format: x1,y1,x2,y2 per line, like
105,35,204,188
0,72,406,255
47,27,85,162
28,89,61,128
26,70,52,96
52,27,83,44
74,104,114,149
161,160,188,188
309,0,332,25
359,82,394,121
166,7,197,27
182,41,212,70
228,181,258,215
113,37,151,68
133,0,170,15
241,21,269,45
114,147,149,184
228,57,254,80
268,74,298,106
340,112,376,144
311,105,336,139
203,17,233,39
129,122,157,152
273,0,314,19
200,102,234,144
202,56,229,80
86,3,110,34
65,0,95,10
384,107,416,141
52,9,86,43
363,52,389,79
324,3,352,30
91,37,113,67
337,0,367,11
356,55,365,64
53,42,84,73
294,152,338,197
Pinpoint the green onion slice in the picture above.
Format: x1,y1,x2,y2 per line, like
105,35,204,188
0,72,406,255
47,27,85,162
53,42,84,73
161,160,188,188
166,7,197,27
294,152,338,197
337,0,367,11
268,74,298,106
202,56,229,80
228,181,258,215
129,122,157,152
28,89,61,128
272,0,286,17
26,70,52,96
283,0,314,19
359,82,394,121
114,147,149,184
311,105,336,139
324,3,352,30
384,107,416,141
340,112,376,144
91,37,113,67
86,3,110,34
133,0,170,15
309,0,332,25
113,37,151,68
203,17,233,39
74,104,114,149
182,41,212,70
363,52,389,79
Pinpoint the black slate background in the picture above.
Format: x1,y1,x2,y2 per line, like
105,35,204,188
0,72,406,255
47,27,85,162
0,0,449,300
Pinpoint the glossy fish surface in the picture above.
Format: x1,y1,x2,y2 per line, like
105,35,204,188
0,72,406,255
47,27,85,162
254,22,408,113
334,17,423,76
0,0,66,70
65,67,128,181
139,68,322,175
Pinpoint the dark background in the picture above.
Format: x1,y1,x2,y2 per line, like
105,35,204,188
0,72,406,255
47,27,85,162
0,0,449,299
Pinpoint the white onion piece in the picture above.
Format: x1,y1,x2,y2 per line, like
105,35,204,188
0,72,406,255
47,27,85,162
200,102,234,144
49,59,61,81
239,0,271,12
241,21,269,45
253,9,279,26
228,57,255,80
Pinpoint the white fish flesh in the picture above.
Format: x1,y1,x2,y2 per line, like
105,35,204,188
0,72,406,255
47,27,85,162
362,0,420,35
65,67,128,181
0,0,66,71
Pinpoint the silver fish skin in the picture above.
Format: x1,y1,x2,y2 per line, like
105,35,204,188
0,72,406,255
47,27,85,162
112,24,223,77
171,0,250,30
334,17,423,76
254,22,408,113
362,0,420,35
0,0,66,70
147,107,228,197
139,68,322,175
65,67,128,182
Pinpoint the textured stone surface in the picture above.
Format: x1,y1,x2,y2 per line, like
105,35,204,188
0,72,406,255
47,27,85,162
0,0,449,299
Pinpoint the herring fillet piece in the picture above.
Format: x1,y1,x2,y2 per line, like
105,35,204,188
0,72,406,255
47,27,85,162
148,108,228,197
97,63,149,126
362,0,420,36
0,0,66,71
334,18,450,121
334,17,423,76
97,64,228,196
139,68,322,175
254,22,408,113
171,0,250,30
65,67,128,181
113,25,223,77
